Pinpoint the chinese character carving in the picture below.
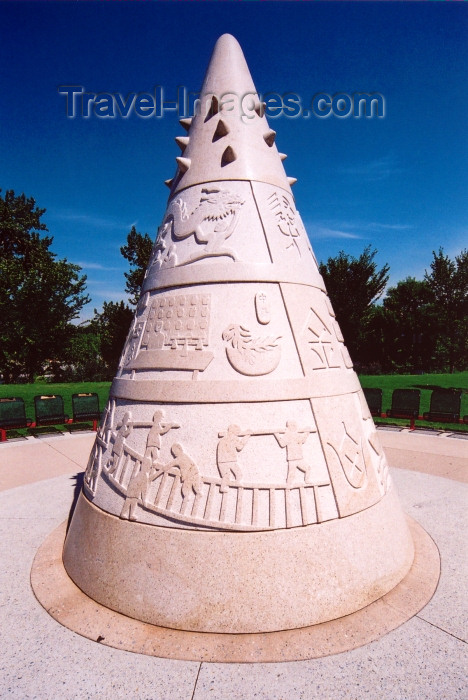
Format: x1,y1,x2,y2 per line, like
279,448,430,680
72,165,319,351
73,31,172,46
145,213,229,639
267,191,301,255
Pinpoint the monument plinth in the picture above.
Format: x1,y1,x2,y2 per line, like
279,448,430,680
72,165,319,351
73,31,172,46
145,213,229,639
62,35,417,636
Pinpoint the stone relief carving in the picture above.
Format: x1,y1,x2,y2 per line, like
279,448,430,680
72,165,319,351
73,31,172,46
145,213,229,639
222,324,281,376
368,432,391,493
327,421,368,490
255,291,271,325
150,187,245,270
267,191,301,255
120,456,158,521
144,409,180,460
304,307,342,369
96,408,338,530
122,321,145,368
137,292,150,310
216,424,251,492
149,220,178,272
129,293,214,378
161,443,203,500
84,442,102,495
274,421,315,486
322,295,354,369
106,411,134,479
84,400,115,495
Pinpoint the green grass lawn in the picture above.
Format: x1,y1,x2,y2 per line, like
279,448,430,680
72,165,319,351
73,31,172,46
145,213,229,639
1,373,467,437
359,371,468,431
0,382,111,436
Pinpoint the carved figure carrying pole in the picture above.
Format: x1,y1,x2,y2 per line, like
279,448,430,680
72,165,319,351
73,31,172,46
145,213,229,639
107,411,133,476
274,421,314,486
217,424,251,493
144,409,180,461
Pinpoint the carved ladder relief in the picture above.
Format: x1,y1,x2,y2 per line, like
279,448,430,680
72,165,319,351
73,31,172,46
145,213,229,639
94,409,338,530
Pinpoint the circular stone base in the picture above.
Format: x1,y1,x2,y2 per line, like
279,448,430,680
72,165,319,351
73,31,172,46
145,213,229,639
31,517,439,663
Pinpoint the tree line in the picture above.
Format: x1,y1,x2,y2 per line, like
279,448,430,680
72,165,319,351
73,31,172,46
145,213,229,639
0,189,466,383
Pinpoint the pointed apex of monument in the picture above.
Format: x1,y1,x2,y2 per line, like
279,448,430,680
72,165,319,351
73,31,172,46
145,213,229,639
170,34,293,196
214,33,241,47
201,33,256,98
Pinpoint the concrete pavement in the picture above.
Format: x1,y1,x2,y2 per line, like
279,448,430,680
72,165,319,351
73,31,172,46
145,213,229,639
0,428,466,699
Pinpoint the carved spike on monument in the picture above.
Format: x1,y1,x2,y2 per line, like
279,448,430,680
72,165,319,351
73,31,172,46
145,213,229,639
59,33,435,648
179,117,193,131
175,156,191,173
263,129,276,147
255,101,266,117
175,136,190,151
164,178,173,189
288,176,298,186
279,152,288,161
205,95,220,120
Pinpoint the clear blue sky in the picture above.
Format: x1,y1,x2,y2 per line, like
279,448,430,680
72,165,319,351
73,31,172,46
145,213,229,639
1,1,466,321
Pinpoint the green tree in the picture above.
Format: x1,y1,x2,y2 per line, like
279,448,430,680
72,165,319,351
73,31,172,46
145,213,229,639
90,301,133,376
120,226,153,305
319,246,390,364
424,248,468,372
58,325,105,382
0,190,90,382
382,277,437,372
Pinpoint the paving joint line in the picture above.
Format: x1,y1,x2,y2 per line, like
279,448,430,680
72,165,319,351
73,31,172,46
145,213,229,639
190,662,202,700
416,614,467,644
41,440,88,472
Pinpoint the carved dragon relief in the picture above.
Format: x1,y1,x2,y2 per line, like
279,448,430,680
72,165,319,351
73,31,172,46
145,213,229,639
150,187,245,271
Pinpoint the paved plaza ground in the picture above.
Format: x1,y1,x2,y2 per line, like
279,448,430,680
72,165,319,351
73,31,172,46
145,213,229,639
0,428,466,699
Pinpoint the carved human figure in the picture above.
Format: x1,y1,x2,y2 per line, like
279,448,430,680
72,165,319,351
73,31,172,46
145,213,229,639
84,444,101,494
163,443,202,499
217,424,251,493
106,412,133,476
120,456,157,521
145,409,180,461
274,421,313,486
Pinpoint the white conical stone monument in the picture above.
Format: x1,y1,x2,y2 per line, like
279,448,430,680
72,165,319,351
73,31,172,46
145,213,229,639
63,34,415,634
